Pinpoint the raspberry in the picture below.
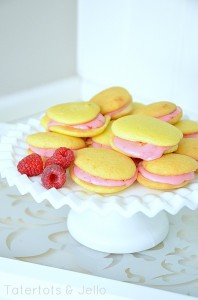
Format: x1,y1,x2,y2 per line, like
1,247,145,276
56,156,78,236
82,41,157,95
44,156,68,169
17,153,43,176
53,147,74,169
41,164,66,189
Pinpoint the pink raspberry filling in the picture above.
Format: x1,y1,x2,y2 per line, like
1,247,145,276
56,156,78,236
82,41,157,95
48,113,105,130
29,146,79,157
105,102,130,117
91,142,112,149
73,165,138,187
138,162,194,185
184,133,198,138
158,106,181,122
113,137,170,160
29,146,56,157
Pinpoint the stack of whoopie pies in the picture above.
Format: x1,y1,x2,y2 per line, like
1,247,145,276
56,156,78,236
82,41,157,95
26,86,198,193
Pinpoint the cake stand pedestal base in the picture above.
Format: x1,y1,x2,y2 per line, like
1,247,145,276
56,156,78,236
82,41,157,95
67,209,169,254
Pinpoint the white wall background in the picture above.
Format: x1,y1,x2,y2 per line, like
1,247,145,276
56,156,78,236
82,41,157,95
0,0,197,114
77,0,198,111
0,0,77,96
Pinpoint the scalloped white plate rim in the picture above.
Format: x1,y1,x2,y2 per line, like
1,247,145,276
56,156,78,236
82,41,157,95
0,118,198,218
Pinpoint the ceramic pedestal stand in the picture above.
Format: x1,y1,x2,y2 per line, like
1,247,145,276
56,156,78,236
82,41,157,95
1,118,198,254
67,209,169,253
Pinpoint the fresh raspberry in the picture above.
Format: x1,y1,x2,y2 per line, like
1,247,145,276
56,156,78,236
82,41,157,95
44,156,68,169
41,164,66,189
53,147,75,169
17,153,43,176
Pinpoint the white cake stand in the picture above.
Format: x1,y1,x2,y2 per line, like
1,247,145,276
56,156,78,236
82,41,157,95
1,118,198,253
67,209,169,253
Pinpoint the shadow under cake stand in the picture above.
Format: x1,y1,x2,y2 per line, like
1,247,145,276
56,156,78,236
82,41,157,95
0,118,198,254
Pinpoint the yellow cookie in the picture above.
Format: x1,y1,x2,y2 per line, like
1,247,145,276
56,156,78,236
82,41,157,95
130,102,145,114
175,138,198,172
69,148,137,194
26,132,86,157
111,115,183,160
43,101,110,137
137,153,198,189
87,120,114,149
90,86,133,119
40,114,49,130
135,101,182,124
174,119,198,138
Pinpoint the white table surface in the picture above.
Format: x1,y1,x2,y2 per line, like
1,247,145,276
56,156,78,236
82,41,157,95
1,257,194,300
